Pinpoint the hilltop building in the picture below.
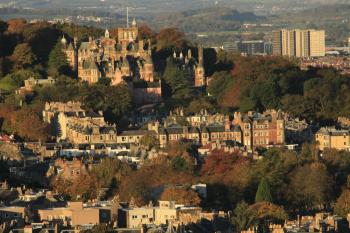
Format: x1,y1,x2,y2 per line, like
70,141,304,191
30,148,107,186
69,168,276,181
61,20,161,104
272,29,325,57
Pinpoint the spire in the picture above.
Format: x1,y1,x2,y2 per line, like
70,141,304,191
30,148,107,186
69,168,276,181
126,7,129,28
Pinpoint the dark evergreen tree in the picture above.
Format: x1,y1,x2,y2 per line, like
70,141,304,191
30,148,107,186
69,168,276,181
255,178,273,203
48,41,71,77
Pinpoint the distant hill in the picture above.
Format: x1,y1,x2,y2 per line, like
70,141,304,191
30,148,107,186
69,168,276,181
144,7,265,33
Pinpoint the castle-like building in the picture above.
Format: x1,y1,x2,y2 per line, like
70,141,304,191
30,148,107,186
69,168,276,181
61,19,206,104
61,19,161,104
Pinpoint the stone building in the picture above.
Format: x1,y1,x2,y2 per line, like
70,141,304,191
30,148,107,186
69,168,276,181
315,127,350,151
61,20,161,105
233,110,285,149
43,102,117,145
46,158,89,180
37,202,111,227
152,109,285,149
118,201,213,229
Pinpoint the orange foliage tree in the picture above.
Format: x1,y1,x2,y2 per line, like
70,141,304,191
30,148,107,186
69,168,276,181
160,186,201,206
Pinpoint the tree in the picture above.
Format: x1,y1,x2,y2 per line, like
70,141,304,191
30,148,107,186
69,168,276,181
12,43,37,69
255,178,273,203
160,186,201,206
48,40,71,77
6,18,27,34
91,158,131,188
334,188,350,217
231,202,256,232
82,224,114,233
140,134,159,150
162,58,192,105
155,28,186,51
287,163,334,210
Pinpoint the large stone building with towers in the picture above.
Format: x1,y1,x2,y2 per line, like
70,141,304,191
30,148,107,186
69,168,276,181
61,19,161,104
61,18,207,104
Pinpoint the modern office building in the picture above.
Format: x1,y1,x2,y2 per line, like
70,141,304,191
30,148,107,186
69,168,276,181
272,29,325,57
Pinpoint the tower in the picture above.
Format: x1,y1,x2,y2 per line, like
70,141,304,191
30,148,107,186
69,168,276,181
141,56,154,82
194,44,205,87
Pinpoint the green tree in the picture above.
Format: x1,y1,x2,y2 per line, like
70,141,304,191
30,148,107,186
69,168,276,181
91,158,131,189
231,202,256,232
162,58,193,107
140,134,159,150
48,40,71,77
255,178,273,203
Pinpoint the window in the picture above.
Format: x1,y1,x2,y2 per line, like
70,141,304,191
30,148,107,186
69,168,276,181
142,215,148,218
132,215,138,219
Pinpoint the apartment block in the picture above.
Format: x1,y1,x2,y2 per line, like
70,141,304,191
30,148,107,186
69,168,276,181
272,29,325,57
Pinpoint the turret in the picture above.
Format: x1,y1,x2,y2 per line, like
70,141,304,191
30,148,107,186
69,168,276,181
188,49,192,59
61,35,67,46
105,29,110,38
131,18,137,27
198,44,204,67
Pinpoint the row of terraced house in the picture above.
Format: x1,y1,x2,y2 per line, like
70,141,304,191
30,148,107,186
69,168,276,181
43,102,286,150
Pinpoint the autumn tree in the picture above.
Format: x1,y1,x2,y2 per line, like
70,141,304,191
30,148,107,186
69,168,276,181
334,188,350,217
51,173,99,201
6,18,27,34
155,27,186,51
286,163,334,210
12,43,37,69
160,186,201,206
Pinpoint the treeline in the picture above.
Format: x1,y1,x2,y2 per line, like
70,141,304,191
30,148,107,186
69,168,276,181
207,53,350,124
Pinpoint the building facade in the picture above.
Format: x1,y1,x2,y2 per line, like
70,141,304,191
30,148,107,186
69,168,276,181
61,20,162,104
315,127,350,151
272,29,325,57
